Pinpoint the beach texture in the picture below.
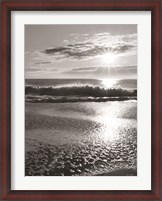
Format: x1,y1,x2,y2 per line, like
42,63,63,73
25,101,137,176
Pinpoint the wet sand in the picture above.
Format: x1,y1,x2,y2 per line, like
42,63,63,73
25,101,137,176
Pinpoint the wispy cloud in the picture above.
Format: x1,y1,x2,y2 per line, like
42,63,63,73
68,65,136,73
70,67,97,72
41,43,135,60
41,33,137,61
26,32,137,67
34,61,52,65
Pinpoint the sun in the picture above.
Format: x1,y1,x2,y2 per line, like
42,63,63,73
101,52,116,65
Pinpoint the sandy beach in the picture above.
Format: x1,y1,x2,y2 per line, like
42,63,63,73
25,101,137,176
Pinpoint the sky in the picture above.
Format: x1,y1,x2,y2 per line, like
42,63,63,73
25,25,137,79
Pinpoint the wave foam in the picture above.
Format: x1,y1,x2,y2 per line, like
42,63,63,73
26,95,137,103
26,85,137,97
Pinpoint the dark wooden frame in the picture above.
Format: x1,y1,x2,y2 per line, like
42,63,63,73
0,0,161,200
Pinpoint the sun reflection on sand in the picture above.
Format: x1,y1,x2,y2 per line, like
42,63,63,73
94,115,121,142
25,101,137,176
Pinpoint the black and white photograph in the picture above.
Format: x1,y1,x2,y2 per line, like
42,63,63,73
25,24,137,176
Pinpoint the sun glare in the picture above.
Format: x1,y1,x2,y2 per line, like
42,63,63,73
101,52,116,65
102,79,117,88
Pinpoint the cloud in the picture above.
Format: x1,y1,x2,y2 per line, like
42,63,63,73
66,65,137,73
40,33,137,61
70,67,97,72
34,61,52,65
115,65,137,73
63,40,69,43
113,45,135,54
41,43,135,60
25,32,137,75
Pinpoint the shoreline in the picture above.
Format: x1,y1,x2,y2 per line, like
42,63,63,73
26,96,137,103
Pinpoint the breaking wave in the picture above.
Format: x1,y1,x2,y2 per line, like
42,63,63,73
26,84,137,97
25,85,137,103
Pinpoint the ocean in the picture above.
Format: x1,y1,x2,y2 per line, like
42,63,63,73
25,79,137,89
25,79,137,103
25,79,137,176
